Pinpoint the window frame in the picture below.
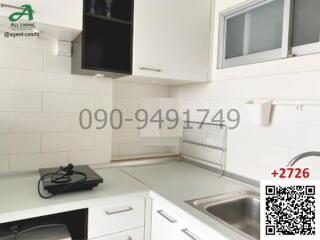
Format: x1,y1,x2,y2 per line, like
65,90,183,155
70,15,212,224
218,0,320,69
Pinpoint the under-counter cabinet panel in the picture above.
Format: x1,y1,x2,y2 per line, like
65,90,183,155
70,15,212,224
151,202,181,240
94,228,144,240
88,198,145,239
151,201,213,240
124,0,213,84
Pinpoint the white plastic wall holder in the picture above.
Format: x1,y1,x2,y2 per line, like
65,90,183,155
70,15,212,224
245,99,273,126
54,40,72,57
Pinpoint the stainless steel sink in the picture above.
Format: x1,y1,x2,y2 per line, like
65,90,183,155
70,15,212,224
186,191,260,239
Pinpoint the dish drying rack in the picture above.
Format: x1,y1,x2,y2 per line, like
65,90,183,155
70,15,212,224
181,121,227,176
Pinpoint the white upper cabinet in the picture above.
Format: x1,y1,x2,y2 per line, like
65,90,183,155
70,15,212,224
219,0,320,69
291,0,320,55
0,0,82,40
131,0,213,84
220,0,285,68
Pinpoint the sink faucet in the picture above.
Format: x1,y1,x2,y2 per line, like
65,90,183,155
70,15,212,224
287,151,320,167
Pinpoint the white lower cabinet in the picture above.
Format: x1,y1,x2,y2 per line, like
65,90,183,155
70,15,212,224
178,220,211,240
93,228,144,240
151,200,213,240
88,198,145,239
151,201,181,240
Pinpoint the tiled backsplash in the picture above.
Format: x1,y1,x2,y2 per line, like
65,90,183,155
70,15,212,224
1,35,319,181
171,75,320,181
0,38,113,173
112,81,171,159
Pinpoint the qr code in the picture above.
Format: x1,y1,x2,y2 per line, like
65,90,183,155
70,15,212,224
265,185,316,236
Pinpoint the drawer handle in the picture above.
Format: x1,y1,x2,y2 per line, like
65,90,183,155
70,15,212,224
105,206,133,215
157,210,177,223
181,228,201,240
139,67,162,72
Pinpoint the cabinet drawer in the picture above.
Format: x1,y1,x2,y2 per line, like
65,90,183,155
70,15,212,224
151,201,180,240
178,221,212,240
88,199,145,239
93,228,144,240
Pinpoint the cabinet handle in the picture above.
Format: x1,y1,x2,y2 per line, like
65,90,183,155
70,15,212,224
157,210,177,223
181,228,201,240
139,67,162,72
0,3,35,13
105,206,133,215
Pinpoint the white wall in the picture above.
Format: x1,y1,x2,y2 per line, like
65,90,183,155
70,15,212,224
112,81,171,159
171,0,320,181
1,0,319,180
0,37,113,173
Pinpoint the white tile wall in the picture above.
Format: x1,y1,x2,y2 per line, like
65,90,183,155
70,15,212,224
9,152,69,172
117,143,168,156
0,134,41,155
0,91,42,112
69,150,111,165
169,0,320,181
2,1,317,179
12,70,70,93
0,113,10,133
0,155,9,173
42,93,96,113
43,52,71,73
11,113,69,133
112,128,139,144
0,45,43,70
0,68,11,89
94,131,112,149
171,81,320,181
0,38,113,173
112,81,172,159
71,75,113,95
41,132,94,152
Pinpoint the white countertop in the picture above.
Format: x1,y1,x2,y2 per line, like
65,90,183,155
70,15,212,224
0,161,258,239
0,168,149,224
122,162,258,240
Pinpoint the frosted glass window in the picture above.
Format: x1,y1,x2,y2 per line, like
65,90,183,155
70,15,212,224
246,0,284,54
225,14,245,59
292,0,320,47
224,0,284,60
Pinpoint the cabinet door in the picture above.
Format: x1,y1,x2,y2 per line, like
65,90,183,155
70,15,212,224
151,202,181,240
133,0,212,83
0,0,82,30
222,0,284,68
93,228,144,240
291,0,320,55
177,221,214,240
88,199,145,239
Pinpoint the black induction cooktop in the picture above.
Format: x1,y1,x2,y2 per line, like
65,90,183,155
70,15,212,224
39,165,103,195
